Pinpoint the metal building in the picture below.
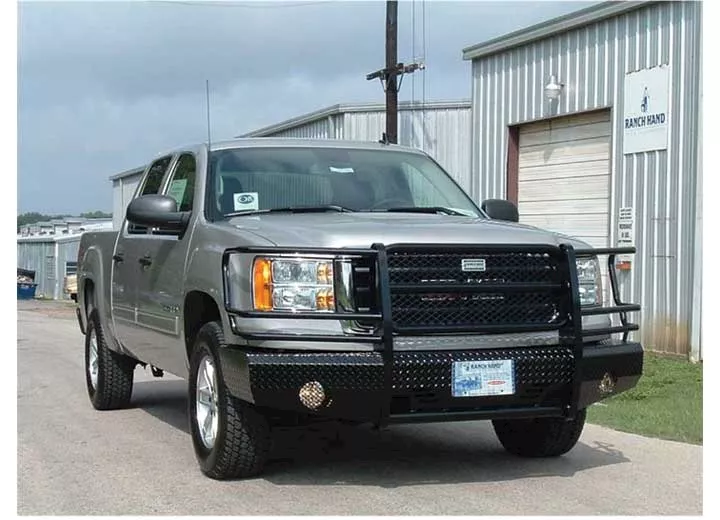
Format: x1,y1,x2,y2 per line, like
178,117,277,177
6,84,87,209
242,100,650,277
18,217,113,237
108,102,471,228
463,0,702,359
17,235,82,300
110,166,145,229
241,100,473,190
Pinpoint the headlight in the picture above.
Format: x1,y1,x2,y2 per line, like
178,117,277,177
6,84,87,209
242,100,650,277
253,257,335,312
576,256,602,306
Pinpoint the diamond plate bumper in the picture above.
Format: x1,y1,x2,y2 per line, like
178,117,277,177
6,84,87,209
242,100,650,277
218,340,643,424
576,341,644,409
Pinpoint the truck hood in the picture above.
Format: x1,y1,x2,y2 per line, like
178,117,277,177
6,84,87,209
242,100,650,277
224,212,591,250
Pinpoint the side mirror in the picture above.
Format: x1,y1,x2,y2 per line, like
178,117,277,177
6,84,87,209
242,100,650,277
126,194,190,232
481,199,519,222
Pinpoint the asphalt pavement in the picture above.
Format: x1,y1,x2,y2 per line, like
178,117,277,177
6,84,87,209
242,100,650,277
17,300,703,515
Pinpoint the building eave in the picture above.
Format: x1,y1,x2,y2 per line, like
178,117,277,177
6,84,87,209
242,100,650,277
239,99,471,138
108,166,145,182
462,1,656,61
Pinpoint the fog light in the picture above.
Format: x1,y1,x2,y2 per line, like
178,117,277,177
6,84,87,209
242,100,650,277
599,373,616,395
299,381,326,410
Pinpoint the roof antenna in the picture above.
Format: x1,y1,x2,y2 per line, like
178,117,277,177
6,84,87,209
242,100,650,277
379,132,390,145
205,79,212,148
204,79,217,219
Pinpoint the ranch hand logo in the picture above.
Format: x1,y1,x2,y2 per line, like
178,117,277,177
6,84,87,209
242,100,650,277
625,86,666,129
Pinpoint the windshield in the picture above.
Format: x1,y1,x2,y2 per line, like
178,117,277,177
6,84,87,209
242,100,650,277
207,146,483,219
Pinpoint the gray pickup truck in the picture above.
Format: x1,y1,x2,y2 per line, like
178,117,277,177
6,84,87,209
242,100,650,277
76,138,643,480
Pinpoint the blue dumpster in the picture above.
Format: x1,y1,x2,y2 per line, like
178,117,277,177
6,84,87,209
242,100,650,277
17,268,37,299
17,282,38,300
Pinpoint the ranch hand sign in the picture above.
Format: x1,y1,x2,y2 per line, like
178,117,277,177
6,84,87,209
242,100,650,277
623,65,671,154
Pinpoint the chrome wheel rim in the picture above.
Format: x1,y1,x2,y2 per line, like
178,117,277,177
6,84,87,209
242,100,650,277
196,355,219,450
88,331,99,390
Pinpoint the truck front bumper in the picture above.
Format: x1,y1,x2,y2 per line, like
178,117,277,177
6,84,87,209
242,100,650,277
220,243,643,425
219,340,643,424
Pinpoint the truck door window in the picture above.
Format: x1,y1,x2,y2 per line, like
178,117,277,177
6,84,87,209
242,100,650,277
145,153,197,236
164,153,196,212
128,156,172,235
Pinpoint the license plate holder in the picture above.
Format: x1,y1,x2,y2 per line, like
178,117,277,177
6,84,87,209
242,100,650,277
451,359,516,397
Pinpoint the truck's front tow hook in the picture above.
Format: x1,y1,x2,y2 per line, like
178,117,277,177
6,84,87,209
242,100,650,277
150,366,164,378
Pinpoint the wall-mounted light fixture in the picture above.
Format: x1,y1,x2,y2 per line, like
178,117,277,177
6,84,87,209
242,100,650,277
544,75,564,101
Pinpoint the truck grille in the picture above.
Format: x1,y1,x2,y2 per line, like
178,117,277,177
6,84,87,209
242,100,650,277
350,247,569,333
386,247,567,332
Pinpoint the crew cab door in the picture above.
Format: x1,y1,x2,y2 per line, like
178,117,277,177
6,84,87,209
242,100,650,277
131,152,198,377
111,155,173,363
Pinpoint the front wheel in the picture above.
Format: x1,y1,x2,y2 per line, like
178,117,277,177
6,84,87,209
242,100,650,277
188,321,270,480
492,409,587,457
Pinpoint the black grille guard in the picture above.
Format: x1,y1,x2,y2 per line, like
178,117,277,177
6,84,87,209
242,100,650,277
222,243,640,422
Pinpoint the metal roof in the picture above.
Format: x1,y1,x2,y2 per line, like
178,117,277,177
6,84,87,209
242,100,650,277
462,0,656,61
17,234,84,244
108,166,145,181
239,100,471,138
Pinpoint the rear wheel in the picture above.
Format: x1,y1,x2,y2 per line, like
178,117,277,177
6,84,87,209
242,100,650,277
84,309,136,410
188,321,270,480
492,409,586,457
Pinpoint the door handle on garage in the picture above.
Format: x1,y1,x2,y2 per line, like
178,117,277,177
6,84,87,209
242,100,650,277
138,255,152,267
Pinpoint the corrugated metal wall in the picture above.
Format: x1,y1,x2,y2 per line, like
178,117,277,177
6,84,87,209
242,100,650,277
112,172,143,230
265,115,342,140
343,107,473,190
254,105,472,194
17,237,81,300
17,240,54,298
470,1,702,357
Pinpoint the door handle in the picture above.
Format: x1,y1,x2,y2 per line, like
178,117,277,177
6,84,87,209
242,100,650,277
138,254,152,267
112,253,124,263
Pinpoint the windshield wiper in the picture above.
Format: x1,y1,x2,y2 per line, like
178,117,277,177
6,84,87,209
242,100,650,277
225,205,354,217
368,206,470,217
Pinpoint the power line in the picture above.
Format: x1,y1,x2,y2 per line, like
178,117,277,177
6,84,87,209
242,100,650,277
411,0,416,109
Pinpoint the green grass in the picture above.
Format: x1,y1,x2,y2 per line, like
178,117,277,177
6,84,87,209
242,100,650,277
587,353,703,444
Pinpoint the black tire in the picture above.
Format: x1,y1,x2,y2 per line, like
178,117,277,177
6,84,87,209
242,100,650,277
85,309,136,410
492,409,587,457
188,321,270,480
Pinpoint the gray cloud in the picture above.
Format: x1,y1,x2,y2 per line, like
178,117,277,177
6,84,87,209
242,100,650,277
19,0,596,214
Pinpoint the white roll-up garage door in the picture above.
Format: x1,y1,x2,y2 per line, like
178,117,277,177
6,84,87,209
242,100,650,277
517,110,611,249
517,110,612,305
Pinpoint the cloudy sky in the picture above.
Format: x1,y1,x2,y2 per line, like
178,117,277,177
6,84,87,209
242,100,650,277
18,0,595,215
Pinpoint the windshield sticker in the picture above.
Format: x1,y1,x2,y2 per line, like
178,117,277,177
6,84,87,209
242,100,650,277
233,192,259,211
167,179,187,206
329,166,355,174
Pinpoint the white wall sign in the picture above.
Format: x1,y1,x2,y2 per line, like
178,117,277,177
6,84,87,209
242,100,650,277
623,65,670,154
617,207,634,246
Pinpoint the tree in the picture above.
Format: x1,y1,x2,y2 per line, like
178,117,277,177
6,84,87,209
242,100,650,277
17,212,70,231
17,210,112,232
79,211,112,219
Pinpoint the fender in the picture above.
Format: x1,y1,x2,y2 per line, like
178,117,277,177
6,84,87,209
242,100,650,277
78,238,134,357
182,241,233,373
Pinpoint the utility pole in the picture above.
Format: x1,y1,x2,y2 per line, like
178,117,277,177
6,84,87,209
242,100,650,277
366,0,424,144
384,0,399,144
